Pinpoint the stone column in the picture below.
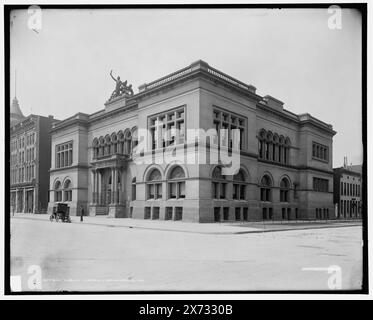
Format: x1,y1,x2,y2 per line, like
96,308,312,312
117,168,121,204
114,168,118,203
268,143,272,160
97,170,102,205
111,168,115,204
92,169,97,204
114,168,119,204
15,189,19,213
115,168,120,203
33,188,36,213
23,188,26,213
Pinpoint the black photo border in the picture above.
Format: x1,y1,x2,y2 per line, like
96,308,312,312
3,2,368,296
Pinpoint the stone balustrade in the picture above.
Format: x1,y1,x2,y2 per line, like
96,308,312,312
138,60,257,94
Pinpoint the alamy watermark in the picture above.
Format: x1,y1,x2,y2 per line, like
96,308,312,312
327,5,342,30
302,265,342,289
133,125,241,175
10,265,42,292
27,5,42,33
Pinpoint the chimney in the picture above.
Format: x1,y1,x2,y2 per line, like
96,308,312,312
343,156,348,169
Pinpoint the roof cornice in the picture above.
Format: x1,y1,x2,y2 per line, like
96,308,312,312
129,60,262,103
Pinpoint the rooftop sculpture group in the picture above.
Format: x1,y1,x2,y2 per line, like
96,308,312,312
109,70,134,101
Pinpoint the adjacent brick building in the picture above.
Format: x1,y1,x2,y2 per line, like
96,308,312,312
333,159,362,219
10,96,56,214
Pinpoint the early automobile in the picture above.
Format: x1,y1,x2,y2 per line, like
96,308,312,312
50,203,71,223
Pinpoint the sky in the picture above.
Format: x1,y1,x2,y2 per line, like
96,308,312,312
9,8,363,168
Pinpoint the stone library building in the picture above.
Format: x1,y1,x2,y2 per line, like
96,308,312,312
47,60,336,222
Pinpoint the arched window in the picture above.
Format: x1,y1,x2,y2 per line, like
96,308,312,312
272,134,279,161
212,166,227,199
260,175,272,202
168,166,186,199
64,179,72,202
258,129,266,159
125,130,132,155
233,169,246,200
280,178,290,202
99,137,105,157
105,135,111,155
131,127,138,152
111,133,118,154
284,137,291,164
266,131,273,160
147,168,162,200
92,138,99,158
117,131,124,154
117,172,121,190
55,180,62,202
278,136,284,163
132,177,136,200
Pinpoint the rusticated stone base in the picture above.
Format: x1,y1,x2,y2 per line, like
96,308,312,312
89,205,108,216
108,205,127,218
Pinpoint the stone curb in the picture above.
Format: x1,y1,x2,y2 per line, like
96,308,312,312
11,215,362,235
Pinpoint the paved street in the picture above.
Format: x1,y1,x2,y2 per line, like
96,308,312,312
10,216,363,292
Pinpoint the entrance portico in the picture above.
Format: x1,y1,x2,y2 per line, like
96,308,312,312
90,154,129,217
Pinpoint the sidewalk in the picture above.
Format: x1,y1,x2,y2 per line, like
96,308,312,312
11,212,362,235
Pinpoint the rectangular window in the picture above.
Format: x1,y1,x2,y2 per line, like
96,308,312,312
233,184,246,200
239,185,245,200
243,207,248,221
132,183,136,200
55,191,62,202
148,107,186,150
282,208,286,220
233,184,239,200
156,184,162,199
269,208,273,219
235,207,241,221
148,184,155,199
312,141,329,162
223,207,229,220
56,141,73,168
169,183,177,199
214,207,221,222
220,183,226,199
294,184,298,199
175,207,183,220
165,207,173,220
64,190,72,202
152,207,160,220
212,182,218,199
144,207,151,219
261,188,271,202
168,181,186,199
213,108,246,150
178,182,185,198
148,183,162,200
263,208,267,220
313,177,329,192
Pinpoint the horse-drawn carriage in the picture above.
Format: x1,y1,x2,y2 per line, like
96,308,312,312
50,203,71,223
